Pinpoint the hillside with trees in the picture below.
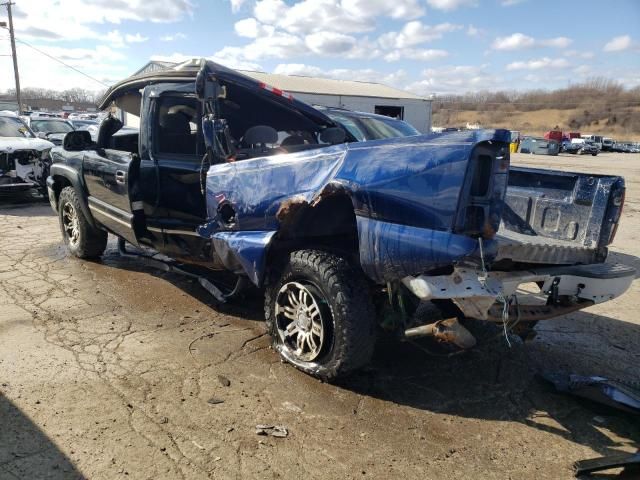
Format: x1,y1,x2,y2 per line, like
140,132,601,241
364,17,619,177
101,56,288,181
433,79,640,141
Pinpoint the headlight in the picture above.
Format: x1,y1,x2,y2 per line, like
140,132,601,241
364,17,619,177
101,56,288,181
41,148,51,160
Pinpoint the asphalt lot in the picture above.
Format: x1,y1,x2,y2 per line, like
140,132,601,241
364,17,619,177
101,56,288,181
1,151,639,479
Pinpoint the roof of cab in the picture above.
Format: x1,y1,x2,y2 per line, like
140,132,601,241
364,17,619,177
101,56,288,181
98,58,335,128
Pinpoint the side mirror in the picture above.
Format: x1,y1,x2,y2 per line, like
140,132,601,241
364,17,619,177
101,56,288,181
36,132,48,139
63,130,93,151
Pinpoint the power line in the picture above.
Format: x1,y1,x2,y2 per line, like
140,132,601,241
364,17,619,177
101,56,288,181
0,24,110,87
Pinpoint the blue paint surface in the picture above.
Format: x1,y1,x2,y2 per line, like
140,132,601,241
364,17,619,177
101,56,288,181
356,216,489,282
200,129,510,285
210,230,276,286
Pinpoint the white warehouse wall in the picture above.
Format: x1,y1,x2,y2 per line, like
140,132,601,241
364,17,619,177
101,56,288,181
120,93,432,134
292,93,432,134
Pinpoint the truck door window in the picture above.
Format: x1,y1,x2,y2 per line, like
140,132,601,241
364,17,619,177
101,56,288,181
155,95,203,158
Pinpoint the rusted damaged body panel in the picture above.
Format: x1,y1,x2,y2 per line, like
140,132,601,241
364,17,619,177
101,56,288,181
199,129,511,286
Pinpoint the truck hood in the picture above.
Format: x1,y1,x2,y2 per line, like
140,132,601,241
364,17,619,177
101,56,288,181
0,137,54,152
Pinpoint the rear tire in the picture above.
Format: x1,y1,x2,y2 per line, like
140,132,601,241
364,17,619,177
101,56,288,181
264,249,376,381
58,186,108,259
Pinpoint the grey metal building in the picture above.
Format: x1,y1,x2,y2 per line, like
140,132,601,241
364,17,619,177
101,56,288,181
131,61,432,133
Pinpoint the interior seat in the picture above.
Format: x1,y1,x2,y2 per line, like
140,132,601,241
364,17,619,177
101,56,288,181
159,112,195,154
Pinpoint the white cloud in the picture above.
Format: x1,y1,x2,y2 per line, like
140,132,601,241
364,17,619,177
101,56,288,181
251,0,424,36
564,49,594,59
501,0,526,5
573,65,592,75
466,25,482,37
160,33,187,42
125,33,149,43
273,63,408,87
0,43,127,91
229,0,248,13
492,33,535,50
603,35,632,52
234,17,275,38
406,64,500,95
212,30,308,63
426,0,477,11
540,36,572,48
506,57,570,70
8,0,194,43
150,51,262,71
378,21,462,49
305,32,357,54
102,30,148,48
384,48,448,62
492,33,573,50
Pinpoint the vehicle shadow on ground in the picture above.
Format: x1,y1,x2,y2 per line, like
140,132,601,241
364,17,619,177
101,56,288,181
97,244,267,323
0,195,49,212
0,394,84,479
340,310,640,467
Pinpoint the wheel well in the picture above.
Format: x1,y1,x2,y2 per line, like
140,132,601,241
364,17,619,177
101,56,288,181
268,194,361,270
52,175,72,202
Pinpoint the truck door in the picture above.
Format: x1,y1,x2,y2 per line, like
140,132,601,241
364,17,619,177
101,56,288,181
143,86,207,258
83,143,140,246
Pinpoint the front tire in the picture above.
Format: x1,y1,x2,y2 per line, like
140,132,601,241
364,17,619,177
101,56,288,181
58,186,108,259
265,250,376,381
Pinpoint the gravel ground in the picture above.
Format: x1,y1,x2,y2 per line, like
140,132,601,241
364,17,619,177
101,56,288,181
1,152,639,480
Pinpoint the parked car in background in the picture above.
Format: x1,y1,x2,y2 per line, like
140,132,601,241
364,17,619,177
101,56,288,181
581,134,604,150
314,106,419,141
69,119,100,140
27,118,75,145
561,140,581,153
69,119,98,130
519,136,560,155
571,138,599,156
602,137,615,151
0,110,53,195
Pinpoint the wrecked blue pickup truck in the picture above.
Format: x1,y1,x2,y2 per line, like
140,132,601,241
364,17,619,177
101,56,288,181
46,60,634,380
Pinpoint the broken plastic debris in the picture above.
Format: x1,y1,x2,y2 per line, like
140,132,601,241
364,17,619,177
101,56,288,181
542,372,640,415
574,451,640,477
256,425,288,438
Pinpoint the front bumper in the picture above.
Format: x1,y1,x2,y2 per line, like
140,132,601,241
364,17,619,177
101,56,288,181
403,263,635,321
0,176,38,195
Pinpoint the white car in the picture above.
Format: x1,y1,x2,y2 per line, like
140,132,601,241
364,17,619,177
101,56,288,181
0,110,54,195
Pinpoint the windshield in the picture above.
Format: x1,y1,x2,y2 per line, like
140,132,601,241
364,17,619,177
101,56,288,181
326,113,367,141
0,116,35,138
359,116,419,139
328,112,419,141
31,120,74,134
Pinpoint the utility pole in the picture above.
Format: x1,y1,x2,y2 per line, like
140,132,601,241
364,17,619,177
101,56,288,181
2,1,21,113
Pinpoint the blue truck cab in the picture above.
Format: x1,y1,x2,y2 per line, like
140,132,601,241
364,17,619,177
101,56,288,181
46,60,634,380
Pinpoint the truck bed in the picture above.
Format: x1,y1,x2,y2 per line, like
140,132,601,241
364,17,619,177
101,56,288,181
495,166,625,266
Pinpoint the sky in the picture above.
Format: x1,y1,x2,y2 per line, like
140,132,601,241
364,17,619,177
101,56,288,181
0,0,639,96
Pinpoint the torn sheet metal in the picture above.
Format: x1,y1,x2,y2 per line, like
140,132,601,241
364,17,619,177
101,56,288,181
202,130,511,284
357,216,486,282
211,230,276,286
542,372,640,414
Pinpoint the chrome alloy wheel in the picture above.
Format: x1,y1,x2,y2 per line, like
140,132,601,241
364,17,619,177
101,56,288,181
62,202,80,247
275,281,327,362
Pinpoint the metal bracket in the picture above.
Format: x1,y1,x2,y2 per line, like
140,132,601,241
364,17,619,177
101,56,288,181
116,237,247,303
